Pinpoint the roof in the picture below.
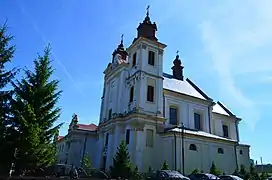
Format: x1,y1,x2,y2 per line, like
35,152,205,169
169,127,236,142
58,136,64,140
77,123,97,131
163,73,212,101
212,101,235,117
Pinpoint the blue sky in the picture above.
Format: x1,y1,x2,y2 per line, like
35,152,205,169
1,0,271,164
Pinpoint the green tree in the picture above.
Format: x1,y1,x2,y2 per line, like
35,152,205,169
249,163,260,180
161,160,169,170
82,154,92,176
148,166,152,173
191,168,199,174
0,23,18,175
233,168,240,176
110,140,132,179
210,162,221,176
10,45,62,173
240,164,250,180
260,172,268,180
132,166,142,180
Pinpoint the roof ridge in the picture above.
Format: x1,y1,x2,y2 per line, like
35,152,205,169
217,101,235,116
186,78,213,101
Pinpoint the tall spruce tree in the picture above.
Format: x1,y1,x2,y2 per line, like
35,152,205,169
110,140,132,179
10,45,62,173
0,23,18,175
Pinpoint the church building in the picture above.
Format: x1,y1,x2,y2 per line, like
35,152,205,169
57,8,250,175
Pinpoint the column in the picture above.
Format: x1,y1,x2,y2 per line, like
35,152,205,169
164,98,169,126
135,125,145,172
157,79,163,116
130,128,137,164
139,76,146,112
113,125,121,155
117,71,124,113
106,130,114,170
97,132,104,169
205,110,209,132
102,82,110,121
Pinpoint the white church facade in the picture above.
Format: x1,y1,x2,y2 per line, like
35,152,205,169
57,9,250,175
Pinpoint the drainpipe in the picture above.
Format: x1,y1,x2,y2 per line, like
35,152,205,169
174,131,177,171
181,123,185,175
163,94,165,117
81,133,88,167
234,142,239,170
234,118,240,170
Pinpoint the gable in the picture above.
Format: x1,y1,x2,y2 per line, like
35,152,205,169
212,101,234,117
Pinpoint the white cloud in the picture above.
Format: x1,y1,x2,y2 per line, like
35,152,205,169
199,0,272,130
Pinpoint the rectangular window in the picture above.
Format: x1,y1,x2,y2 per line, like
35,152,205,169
132,53,137,67
146,129,154,147
126,129,130,144
169,107,178,125
148,51,155,66
105,133,109,146
194,113,201,130
108,109,112,120
223,125,229,137
147,85,154,102
129,86,134,103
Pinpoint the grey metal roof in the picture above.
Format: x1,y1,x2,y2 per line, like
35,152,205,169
170,127,236,142
163,73,208,100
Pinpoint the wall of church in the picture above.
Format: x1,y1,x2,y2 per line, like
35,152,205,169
160,135,245,175
212,114,238,141
100,68,129,123
164,94,210,132
237,145,250,170
56,139,67,164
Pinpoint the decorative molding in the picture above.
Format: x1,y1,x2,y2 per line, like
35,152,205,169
109,128,115,134
158,49,163,55
142,44,147,49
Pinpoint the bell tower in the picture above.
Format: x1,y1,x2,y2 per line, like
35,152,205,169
126,6,167,117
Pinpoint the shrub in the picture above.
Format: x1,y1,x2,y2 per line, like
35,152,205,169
161,160,169,170
191,169,199,174
210,162,221,176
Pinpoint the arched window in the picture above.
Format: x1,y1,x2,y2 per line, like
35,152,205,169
189,144,197,151
239,150,243,155
218,148,224,154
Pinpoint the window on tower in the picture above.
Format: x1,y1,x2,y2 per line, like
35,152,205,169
129,86,134,103
125,129,130,144
148,51,155,66
105,133,109,146
108,109,112,120
147,85,154,102
132,52,137,67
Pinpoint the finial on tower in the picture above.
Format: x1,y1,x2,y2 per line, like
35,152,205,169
121,34,124,44
172,50,184,81
146,5,150,17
